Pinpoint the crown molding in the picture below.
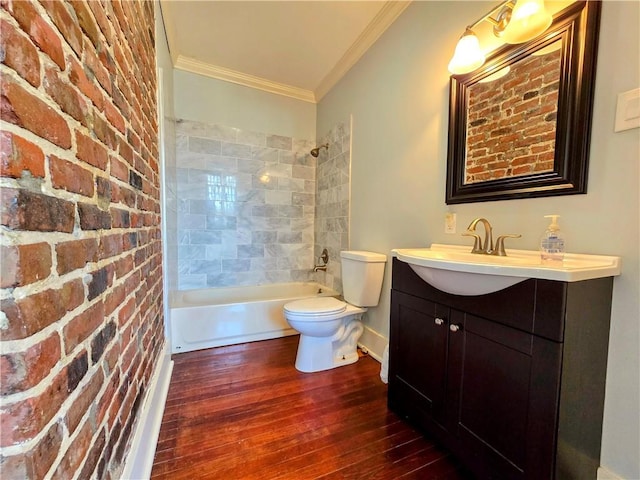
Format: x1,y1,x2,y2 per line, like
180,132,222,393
166,0,411,104
314,1,412,102
174,55,317,104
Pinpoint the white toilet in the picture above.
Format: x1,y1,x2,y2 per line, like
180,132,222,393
284,250,387,373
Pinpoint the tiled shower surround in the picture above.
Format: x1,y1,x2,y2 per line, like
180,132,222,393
174,120,318,289
315,121,351,293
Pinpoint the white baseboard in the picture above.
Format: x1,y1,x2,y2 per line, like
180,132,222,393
121,341,174,480
597,466,626,480
358,325,387,363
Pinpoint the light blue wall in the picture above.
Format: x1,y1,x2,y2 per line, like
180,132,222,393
173,70,316,140
317,1,639,478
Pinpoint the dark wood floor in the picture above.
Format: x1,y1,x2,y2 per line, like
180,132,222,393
151,336,472,479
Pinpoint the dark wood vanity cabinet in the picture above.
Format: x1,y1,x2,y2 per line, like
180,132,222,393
388,258,614,480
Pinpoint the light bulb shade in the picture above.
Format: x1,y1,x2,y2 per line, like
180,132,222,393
502,0,552,44
448,30,486,75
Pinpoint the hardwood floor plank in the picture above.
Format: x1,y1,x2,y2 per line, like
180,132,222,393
151,336,472,480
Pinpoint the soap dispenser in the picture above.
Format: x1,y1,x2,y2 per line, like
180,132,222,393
540,215,565,264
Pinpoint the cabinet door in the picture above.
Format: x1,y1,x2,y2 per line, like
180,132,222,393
447,310,562,480
389,291,449,429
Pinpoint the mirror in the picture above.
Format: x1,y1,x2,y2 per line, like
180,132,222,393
446,1,601,204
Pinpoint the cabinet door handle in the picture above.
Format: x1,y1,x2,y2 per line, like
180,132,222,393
434,318,445,326
449,324,461,332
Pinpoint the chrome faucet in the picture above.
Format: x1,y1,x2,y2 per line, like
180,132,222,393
313,248,329,272
463,218,521,256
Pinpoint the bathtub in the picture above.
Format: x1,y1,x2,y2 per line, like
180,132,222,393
170,282,339,354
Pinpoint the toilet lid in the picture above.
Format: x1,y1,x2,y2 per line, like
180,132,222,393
284,297,347,315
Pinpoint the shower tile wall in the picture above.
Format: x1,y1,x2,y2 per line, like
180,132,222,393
314,121,351,293
163,116,178,292
175,119,316,289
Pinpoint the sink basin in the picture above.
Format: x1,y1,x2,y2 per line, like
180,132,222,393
392,244,621,296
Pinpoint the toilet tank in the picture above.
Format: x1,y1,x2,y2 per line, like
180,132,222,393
340,251,387,307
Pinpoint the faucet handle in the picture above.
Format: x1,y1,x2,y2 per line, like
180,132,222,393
462,231,484,254
493,234,522,256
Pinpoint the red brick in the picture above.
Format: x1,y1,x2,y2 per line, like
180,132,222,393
122,231,137,251
77,427,106,480
78,202,111,230
98,233,122,260
0,130,46,179
0,422,63,480
97,369,120,428
0,244,18,288
126,127,141,155
120,186,137,209
44,67,90,127
39,0,83,57
109,155,128,182
84,37,111,95
0,332,61,395
117,297,135,327
76,130,108,169
3,0,65,69
0,74,72,149
121,335,139,377
104,99,125,134
110,207,130,228
51,418,93,480
0,1,162,477
114,254,134,280
96,175,111,203
55,238,98,275
87,265,113,300
63,301,105,354
1,188,75,232
111,84,130,120
105,284,126,316
65,368,104,435
0,19,41,87
70,0,100,49
109,179,121,203
50,154,95,197
117,137,133,165
92,113,118,151
0,365,70,446
87,0,113,45
14,243,54,283
103,341,120,375
0,278,84,340
69,56,104,110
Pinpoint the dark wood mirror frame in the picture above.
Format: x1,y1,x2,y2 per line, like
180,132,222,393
446,1,601,204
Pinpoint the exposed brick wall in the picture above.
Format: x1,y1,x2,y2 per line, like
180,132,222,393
0,1,163,479
465,44,561,184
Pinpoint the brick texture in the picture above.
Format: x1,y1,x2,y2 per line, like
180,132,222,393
465,46,561,183
0,1,163,479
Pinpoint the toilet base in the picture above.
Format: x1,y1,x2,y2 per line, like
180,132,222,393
294,317,364,373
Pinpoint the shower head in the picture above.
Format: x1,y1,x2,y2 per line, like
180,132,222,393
310,143,329,158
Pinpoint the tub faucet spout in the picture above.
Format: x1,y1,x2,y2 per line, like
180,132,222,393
313,248,329,272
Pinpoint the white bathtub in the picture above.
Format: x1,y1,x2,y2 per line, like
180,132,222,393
170,282,339,354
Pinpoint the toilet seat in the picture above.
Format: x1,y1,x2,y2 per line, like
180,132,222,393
284,297,347,320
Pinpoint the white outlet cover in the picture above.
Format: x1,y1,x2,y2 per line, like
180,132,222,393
614,88,640,132
445,213,456,234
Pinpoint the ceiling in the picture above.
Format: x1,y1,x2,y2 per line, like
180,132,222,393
159,1,411,103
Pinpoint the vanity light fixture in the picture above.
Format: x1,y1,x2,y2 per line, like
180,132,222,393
448,0,552,75
447,28,486,75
